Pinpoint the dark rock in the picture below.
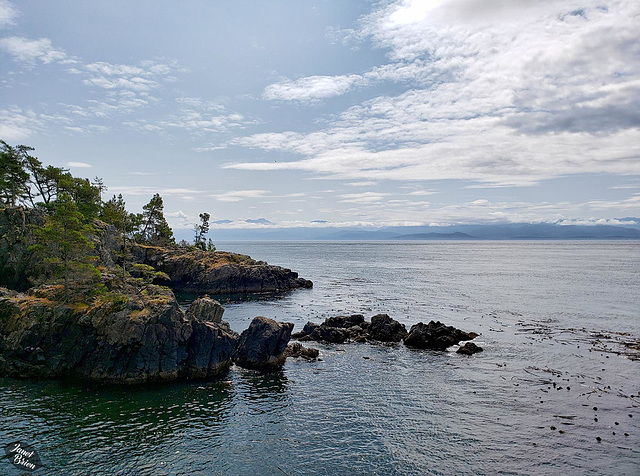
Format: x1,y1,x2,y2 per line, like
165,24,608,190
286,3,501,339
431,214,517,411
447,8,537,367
404,320,477,350
0,285,238,383
131,245,313,295
457,342,483,355
284,342,319,360
291,321,318,339
321,314,365,329
232,316,293,371
309,326,349,344
185,295,224,323
368,314,408,343
348,325,366,339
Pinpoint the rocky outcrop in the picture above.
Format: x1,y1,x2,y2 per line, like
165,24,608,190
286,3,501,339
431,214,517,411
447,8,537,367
185,295,224,324
129,245,313,295
284,342,319,361
292,314,480,353
368,314,408,343
404,321,478,350
293,313,407,344
457,342,483,355
232,316,294,371
0,287,238,383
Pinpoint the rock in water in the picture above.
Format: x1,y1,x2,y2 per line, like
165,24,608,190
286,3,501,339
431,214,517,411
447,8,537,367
404,320,477,350
368,314,408,342
0,286,238,383
457,342,483,355
284,342,319,360
185,295,224,323
321,314,365,329
232,316,294,371
291,321,319,339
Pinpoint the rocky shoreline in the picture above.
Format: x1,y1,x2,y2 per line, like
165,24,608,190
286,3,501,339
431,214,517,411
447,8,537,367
0,286,482,384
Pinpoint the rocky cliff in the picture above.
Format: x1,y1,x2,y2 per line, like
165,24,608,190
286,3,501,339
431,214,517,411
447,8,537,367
0,287,238,383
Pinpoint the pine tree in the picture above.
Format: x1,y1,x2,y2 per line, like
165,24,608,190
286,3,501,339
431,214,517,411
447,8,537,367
193,212,210,250
137,193,174,246
32,193,98,301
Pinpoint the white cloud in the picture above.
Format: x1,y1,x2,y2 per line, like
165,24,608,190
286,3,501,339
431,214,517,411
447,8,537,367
67,161,92,168
339,191,390,204
263,74,363,102
230,0,640,187
209,189,270,202
0,0,18,29
0,36,68,64
109,186,203,196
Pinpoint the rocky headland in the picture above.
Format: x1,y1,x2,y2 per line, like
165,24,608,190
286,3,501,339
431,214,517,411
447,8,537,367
130,244,313,294
0,287,297,383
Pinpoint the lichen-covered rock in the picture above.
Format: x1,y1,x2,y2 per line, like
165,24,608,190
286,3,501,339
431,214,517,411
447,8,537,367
404,320,476,350
0,285,238,383
232,316,294,371
185,295,224,323
368,314,408,343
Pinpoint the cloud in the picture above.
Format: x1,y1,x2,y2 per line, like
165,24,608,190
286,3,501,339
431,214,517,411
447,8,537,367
0,0,18,29
339,191,390,204
230,0,640,187
263,74,363,102
209,189,270,202
0,36,68,64
67,161,92,168
108,186,203,197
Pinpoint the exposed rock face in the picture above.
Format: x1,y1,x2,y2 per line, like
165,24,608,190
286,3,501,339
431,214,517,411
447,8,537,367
284,342,319,361
232,316,294,371
457,342,483,355
130,245,313,295
185,295,224,324
404,321,476,350
0,287,238,383
368,314,408,343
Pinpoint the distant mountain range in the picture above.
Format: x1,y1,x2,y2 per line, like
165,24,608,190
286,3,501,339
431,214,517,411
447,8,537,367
172,219,640,242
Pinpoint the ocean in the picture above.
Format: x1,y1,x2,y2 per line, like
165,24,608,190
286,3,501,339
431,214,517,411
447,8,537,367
1,241,639,475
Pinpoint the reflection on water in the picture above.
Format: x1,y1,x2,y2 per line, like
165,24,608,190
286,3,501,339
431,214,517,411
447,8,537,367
1,242,639,475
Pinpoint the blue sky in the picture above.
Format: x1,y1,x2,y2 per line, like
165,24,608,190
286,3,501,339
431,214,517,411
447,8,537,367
1,0,639,232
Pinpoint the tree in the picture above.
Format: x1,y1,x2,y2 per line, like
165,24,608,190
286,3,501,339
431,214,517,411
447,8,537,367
136,193,174,246
31,193,98,301
193,212,210,250
0,141,30,206
101,194,139,282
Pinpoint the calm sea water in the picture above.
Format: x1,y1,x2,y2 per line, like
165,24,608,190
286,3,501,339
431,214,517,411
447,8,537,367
1,241,639,475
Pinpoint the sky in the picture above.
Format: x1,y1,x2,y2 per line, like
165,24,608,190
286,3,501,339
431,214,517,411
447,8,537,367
1,0,639,234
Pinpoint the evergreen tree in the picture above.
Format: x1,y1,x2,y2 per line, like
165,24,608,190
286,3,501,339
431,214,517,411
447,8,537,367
32,193,98,301
193,212,210,250
0,141,30,206
101,194,138,282
137,193,174,246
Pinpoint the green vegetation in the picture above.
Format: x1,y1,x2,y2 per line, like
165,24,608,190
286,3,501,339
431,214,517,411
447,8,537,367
0,141,216,300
